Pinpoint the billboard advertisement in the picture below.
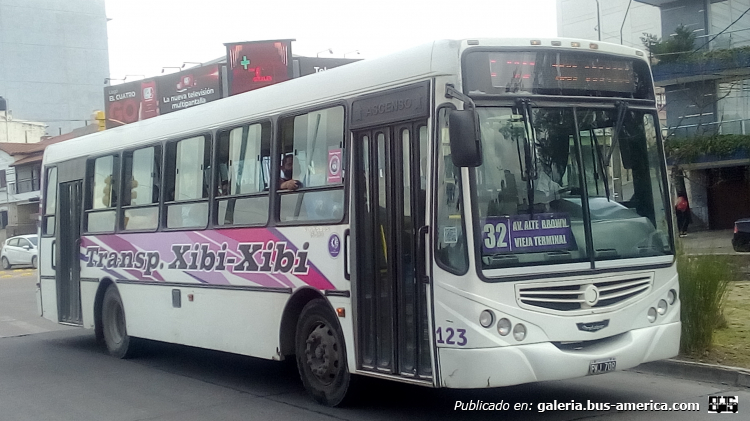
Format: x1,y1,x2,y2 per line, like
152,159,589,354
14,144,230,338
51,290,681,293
104,80,147,129
157,64,222,115
226,39,293,96
295,57,362,77
104,64,222,129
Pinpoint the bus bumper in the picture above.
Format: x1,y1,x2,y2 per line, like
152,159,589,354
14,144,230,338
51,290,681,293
437,321,680,388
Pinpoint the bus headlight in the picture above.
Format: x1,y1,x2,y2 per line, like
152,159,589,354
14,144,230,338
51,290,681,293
657,299,668,315
479,310,494,328
513,323,527,341
647,307,657,323
667,289,677,305
497,318,511,336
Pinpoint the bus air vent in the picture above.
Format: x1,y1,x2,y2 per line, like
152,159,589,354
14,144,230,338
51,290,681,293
515,273,653,315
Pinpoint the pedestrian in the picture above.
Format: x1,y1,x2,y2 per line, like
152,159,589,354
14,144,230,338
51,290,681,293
675,193,691,237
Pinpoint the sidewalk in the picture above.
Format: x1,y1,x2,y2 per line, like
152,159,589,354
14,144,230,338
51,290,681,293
679,229,738,255
638,229,750,387
633,359,750,388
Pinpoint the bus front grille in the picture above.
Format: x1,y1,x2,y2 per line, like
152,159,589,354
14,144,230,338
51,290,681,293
515,273,653,314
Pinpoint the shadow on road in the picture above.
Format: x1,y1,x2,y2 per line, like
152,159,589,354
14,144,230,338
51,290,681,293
42,330,696,420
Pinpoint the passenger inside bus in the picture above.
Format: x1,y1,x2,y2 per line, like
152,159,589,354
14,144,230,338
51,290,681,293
279,154,301,190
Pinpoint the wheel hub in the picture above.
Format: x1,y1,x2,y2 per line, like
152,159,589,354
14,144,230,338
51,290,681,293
305,322,339,385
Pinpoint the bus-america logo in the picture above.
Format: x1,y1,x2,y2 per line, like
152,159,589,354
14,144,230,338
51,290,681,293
84,241,310,276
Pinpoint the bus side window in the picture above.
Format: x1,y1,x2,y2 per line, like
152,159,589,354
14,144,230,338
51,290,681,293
84,154,118,233
214,122,271,226
121,145,161,231
277,106,345,223
42,166,57,236
164,135,210,229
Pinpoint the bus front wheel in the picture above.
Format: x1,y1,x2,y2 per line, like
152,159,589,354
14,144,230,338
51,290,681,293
295,299,351,406
101,284,137,358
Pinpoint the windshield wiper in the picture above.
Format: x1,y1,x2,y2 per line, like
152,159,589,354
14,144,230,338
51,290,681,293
590,128,611,201
604,101,628,165
516,98,539,214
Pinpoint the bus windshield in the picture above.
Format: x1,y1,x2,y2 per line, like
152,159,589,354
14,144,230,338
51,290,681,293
475,105,672,270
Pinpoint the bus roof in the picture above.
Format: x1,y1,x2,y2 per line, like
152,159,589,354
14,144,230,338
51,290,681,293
44,38,647,165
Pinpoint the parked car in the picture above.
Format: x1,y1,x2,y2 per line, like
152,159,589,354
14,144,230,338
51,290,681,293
1,234,38,269
732,218,750,252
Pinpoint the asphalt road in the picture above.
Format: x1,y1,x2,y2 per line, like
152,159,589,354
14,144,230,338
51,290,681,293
1,271,748,421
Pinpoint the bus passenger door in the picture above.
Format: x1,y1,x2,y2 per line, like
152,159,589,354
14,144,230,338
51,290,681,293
57,180,83,325
354,121,432,380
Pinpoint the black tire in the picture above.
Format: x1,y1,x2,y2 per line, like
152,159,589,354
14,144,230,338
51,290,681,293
31,256,37,269
101,284,137,358
295,299,352,406
2,256,10,270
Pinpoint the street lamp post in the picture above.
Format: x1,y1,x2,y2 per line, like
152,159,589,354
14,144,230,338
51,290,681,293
595,0,601,41
0,97,7,143
316,48,333,57
620,0,633,45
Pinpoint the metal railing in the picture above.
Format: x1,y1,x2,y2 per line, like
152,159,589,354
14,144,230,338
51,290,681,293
666,117,750,138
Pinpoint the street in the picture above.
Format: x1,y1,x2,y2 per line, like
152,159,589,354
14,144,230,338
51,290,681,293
1,271,748,421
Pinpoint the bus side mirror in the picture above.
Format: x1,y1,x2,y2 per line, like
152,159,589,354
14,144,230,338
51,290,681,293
449,109,482,167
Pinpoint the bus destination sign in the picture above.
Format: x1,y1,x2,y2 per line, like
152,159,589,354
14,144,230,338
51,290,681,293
489,52,635,94
481,213,575,254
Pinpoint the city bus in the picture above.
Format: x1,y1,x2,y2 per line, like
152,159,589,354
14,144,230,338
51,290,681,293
37,38,680,406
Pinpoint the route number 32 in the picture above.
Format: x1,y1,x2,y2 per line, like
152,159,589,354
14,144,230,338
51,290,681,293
436,327,467,346
483,222,509,249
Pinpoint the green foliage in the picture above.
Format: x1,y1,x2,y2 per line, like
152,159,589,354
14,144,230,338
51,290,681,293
665,134,750,163
677,252,735,355
641,25,696,64
644,25,750,67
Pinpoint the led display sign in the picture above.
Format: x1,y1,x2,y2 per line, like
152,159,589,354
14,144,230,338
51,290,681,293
463,50,653,99
489,52,634,93
225,39,294,96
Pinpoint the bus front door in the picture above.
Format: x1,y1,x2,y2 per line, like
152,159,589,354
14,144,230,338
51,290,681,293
57,180,83,325
355,122,432,380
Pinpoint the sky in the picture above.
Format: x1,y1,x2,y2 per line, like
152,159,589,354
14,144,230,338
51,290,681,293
104,0,559,80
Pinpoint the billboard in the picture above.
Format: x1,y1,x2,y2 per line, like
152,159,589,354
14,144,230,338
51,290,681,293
294,57,362,77
104,80,144,128
158,64,222,115
226,39,294,96
104,64,222,129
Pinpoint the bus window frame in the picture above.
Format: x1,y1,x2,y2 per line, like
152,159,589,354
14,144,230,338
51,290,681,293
119,144,163,233
432,103,470,277
212,119,273,229
83,153,120,235
41,165,58,238
161,132,213,232
274,101,349,227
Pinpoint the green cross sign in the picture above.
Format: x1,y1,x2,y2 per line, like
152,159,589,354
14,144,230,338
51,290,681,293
240,56,250,70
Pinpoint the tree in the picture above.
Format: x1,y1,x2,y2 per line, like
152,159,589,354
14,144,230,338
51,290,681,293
641,24,696,65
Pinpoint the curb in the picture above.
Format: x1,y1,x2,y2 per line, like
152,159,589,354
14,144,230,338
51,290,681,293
631,359,750,388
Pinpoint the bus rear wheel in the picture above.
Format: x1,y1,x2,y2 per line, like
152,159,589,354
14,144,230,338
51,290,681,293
295,299,351,406
101,284,137,358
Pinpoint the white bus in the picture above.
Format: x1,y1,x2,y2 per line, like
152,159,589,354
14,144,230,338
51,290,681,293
37,38,680,406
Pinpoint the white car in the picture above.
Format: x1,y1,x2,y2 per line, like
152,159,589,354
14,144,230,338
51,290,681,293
1,234,38,269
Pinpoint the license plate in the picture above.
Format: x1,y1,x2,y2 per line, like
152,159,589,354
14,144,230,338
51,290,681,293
588,358,616,375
